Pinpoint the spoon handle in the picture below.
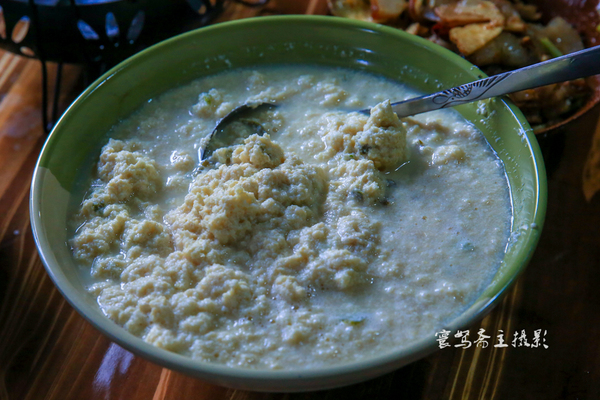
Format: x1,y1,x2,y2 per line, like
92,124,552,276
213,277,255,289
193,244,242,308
389,45,600,119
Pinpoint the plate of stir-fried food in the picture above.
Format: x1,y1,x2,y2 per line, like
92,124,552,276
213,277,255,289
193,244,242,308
328,0,600,132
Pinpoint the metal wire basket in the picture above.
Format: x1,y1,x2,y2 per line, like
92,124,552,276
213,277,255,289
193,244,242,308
0,0,229,132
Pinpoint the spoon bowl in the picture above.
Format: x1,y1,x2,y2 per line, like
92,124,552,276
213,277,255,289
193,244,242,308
199,102,278,162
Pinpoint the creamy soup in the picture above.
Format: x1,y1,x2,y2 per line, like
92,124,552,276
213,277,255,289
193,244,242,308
69,66,511,369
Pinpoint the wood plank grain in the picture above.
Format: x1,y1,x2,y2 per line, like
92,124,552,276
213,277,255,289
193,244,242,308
0,59,81,201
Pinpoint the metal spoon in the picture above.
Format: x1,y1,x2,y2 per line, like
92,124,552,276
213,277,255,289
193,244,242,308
199,45,600,162
199,102,278,162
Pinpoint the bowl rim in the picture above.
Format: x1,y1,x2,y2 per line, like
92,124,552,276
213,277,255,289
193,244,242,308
30,14,547,389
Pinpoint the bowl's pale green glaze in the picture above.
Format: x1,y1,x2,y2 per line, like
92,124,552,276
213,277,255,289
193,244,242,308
30,15,546,392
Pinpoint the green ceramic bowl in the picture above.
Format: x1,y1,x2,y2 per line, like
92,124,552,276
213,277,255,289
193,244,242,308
30,15,546,392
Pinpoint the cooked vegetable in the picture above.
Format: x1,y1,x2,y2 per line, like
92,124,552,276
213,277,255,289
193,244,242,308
371,0,407,21
540,37,563,58
435,1,505,28
539,16,583,55
509,80,591,124
469,31,535,67
328,0,407,22
328,0,371,20
449,23,503,55
513,1,541,21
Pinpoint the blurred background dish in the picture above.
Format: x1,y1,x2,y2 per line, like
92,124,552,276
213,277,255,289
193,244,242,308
328,0,600,133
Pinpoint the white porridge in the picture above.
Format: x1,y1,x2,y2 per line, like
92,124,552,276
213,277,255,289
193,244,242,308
70,66,511,369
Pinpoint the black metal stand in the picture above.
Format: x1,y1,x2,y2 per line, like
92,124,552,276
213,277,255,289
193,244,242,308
1,0,269,134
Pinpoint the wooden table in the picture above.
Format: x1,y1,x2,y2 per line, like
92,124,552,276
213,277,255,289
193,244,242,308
1,1,600,398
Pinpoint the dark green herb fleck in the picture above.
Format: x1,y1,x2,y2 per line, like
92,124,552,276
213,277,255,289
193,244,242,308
349,190,364,202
